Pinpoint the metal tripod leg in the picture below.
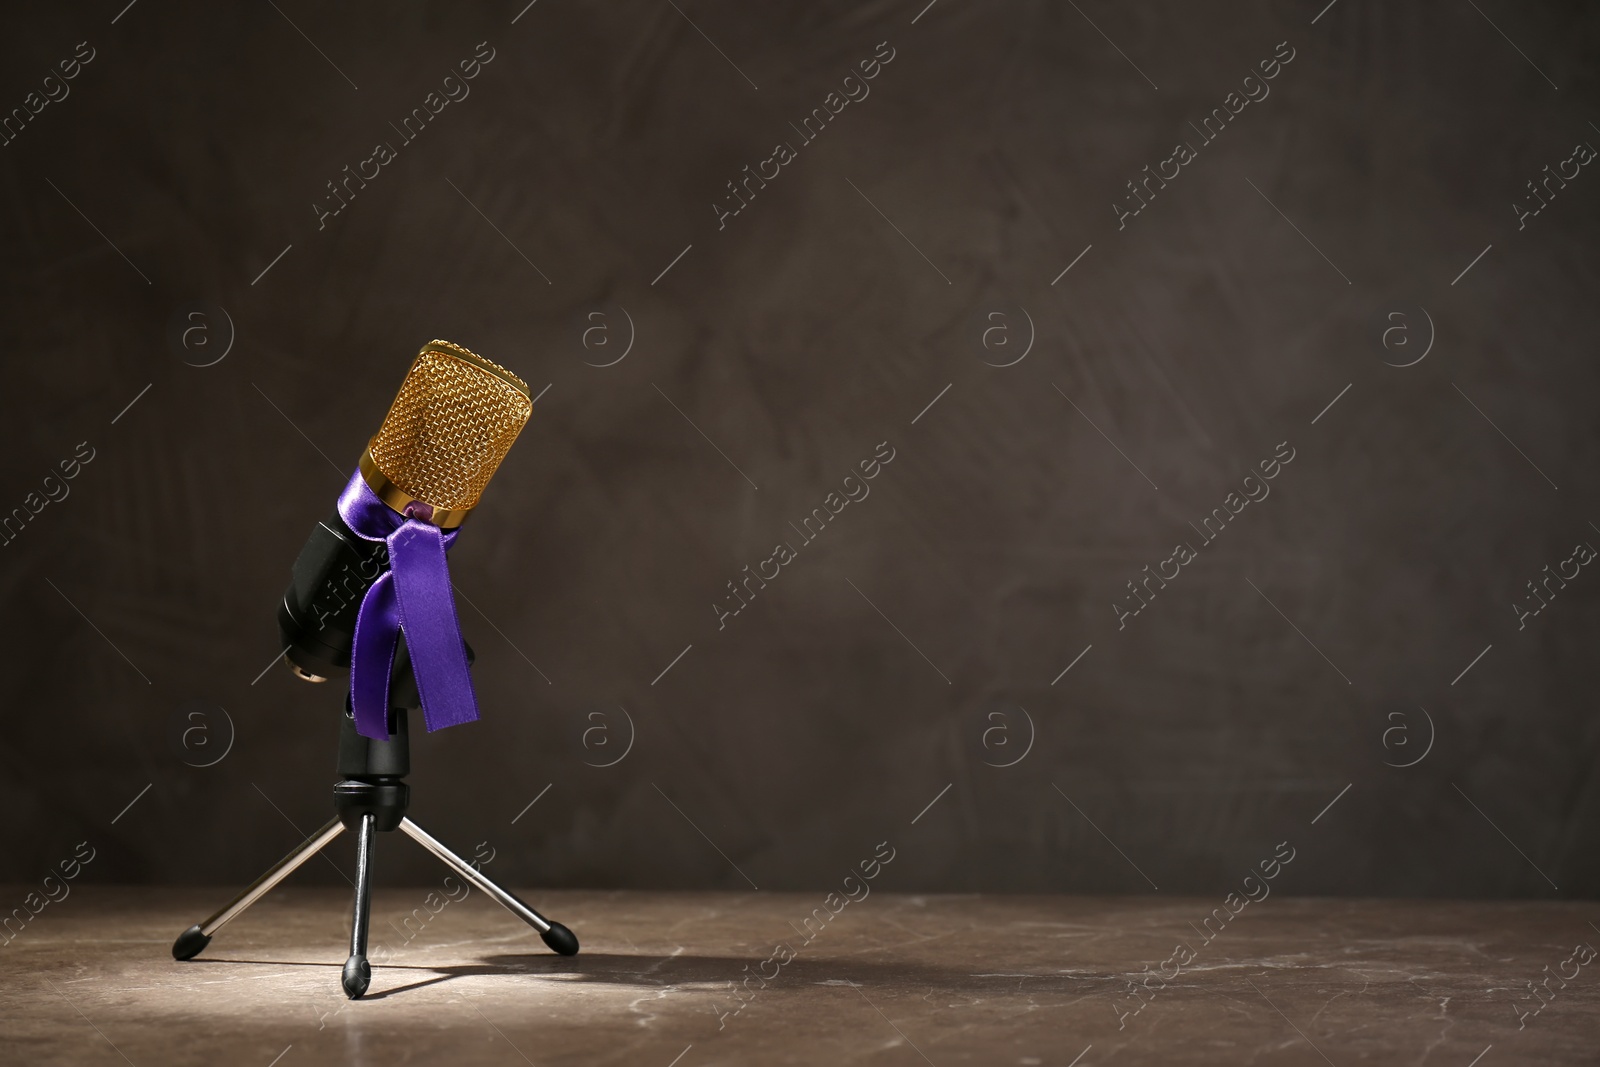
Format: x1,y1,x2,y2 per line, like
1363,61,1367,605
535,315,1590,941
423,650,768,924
341,813,376,999
171,817,346,961
398,816,579,956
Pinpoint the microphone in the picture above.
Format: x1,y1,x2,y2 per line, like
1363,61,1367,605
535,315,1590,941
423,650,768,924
276,340,532,739
174,343,578,989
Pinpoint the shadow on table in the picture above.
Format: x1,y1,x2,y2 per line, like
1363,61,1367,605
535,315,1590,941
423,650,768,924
186,950,1041,1001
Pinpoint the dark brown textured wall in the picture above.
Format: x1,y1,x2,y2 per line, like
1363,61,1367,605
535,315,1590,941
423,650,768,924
2,1,1598,898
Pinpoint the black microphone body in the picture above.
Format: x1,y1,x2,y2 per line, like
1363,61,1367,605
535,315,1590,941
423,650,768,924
276,511,470,709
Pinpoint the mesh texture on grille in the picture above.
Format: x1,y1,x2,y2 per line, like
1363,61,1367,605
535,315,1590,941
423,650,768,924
368,341,532,511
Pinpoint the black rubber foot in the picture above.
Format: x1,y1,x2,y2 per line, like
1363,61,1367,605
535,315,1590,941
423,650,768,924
342,956,371,999
172,925,212,961
541,921,579,956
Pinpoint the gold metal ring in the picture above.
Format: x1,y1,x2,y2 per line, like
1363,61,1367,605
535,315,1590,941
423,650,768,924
359,445,473,529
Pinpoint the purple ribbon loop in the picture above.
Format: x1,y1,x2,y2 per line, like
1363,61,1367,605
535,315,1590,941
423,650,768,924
338,471,478,740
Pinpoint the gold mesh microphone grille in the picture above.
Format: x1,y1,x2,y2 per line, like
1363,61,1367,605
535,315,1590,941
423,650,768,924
358,340,532,527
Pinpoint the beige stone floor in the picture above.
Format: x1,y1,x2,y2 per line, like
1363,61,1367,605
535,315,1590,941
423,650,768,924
1,886,1596,1065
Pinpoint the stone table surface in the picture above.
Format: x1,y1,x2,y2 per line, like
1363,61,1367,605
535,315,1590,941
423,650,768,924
0,886,1596,1065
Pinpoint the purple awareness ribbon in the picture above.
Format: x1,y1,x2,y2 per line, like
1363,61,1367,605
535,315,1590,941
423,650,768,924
337,471,478,740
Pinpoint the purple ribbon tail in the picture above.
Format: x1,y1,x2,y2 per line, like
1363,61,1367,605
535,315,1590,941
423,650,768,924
350,572,400,740
388,520,478,731
339,471,477,741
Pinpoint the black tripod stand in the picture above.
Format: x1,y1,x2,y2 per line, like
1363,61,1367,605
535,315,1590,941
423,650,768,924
171,703,578,998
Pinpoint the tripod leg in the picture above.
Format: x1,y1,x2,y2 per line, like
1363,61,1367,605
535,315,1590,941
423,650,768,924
398,817,579,956
341,813,377,999
172,817,346,961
